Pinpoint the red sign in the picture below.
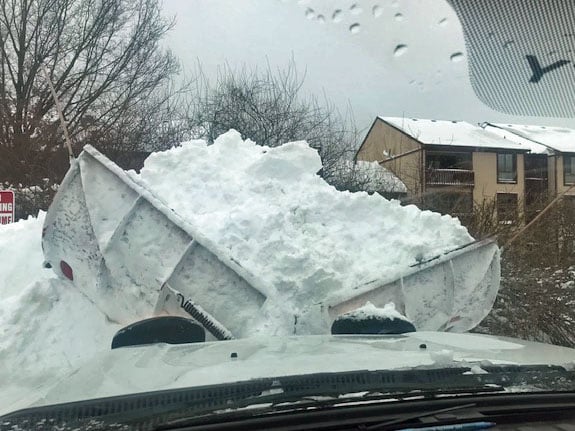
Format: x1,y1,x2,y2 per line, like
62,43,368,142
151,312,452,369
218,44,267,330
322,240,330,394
0,191,15,224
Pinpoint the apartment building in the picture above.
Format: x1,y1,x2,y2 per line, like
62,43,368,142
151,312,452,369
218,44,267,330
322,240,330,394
355,117,532,222
482,123,575,202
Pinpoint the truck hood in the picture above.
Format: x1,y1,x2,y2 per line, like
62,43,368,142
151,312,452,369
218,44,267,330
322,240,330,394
15,331,575,414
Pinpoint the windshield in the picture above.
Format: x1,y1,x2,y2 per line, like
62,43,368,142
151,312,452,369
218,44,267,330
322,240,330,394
1,0,575,427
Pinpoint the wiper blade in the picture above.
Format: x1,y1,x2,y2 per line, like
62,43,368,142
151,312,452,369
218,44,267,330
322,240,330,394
155,365,575,430
3,365,574,431
156,392,488,431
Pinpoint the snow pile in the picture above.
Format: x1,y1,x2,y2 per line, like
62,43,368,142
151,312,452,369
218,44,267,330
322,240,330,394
0,213,50,298
0,213,119,414
136,130,473,316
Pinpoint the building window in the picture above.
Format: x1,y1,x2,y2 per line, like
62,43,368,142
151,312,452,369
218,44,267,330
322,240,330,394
564,155,575,185
497,153,517,183
497,193,518,224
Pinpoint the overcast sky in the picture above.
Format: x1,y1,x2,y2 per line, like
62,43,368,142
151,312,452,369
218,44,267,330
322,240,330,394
161,0,571,132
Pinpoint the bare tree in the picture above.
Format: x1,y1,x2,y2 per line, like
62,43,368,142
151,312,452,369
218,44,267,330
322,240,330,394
184,62,367,190
470,196,575,347
0,0,180,186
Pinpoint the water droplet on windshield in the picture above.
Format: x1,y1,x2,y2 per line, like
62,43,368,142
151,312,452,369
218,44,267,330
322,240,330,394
350,3,363,14
394,44,408,57
438,18,448,27
305,8,315,19
391,0,399,7
372,5,383,17
503,40,515,49
349,23,361,34
394,13,404,21
332,9,343,23
450,52,464,62
316,14,325,23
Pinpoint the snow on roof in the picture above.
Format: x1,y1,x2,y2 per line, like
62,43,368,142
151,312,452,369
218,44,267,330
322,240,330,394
379,117,527,151
480,123,551,155
489,123,575,154
338,160,407,194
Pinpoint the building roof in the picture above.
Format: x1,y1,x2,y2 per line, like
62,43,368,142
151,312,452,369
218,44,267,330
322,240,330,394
378,117,528,152
480,123,551,155
487,123,575,154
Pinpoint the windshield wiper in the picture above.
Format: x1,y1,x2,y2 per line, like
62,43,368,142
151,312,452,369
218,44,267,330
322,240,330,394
159,392,575,431
3,365,575,431
153,364,574,430
157,395,484,431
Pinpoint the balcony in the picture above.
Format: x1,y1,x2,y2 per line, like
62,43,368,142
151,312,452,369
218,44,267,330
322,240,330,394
426,168,474,187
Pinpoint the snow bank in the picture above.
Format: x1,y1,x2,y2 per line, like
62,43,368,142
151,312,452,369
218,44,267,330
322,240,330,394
137,130,473,313
0,213,50,298
0,213,119,415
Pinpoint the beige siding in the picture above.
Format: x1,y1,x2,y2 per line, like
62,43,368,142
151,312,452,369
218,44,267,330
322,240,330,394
472,152,525,217
356,119,422,197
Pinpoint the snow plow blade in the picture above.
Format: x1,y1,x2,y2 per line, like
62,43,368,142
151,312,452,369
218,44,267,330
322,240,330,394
326,238,500,333
42,145,266,339
43,145,500,337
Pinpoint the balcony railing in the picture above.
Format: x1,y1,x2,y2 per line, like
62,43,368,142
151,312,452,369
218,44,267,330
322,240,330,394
426,168,474,186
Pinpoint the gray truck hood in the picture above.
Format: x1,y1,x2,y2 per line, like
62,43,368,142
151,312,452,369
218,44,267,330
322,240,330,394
7,331,575,416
